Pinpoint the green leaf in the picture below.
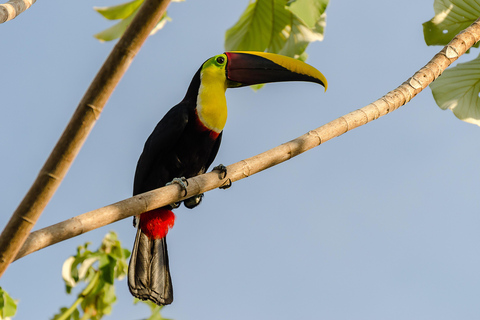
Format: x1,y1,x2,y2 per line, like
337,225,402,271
94,9,138,42
62,256,77,290
0,287,17,319
51,307,80,320
99,255,116,285
134,299,170,320
71,308,80,320
277,12,326,58
94,0,144,20
423,0,480,46
98,284,116,315
77,256,99,281
225,0,327,59
286,0,328,29
150,13,171,36
430,53,480,126
266,1,293,53
225,0,277,51
51,307,68,320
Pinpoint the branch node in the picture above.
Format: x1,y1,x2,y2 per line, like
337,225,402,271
429,58,444,79
240,160,251,178
385,92,399,111
72,215,85,235
460,29,478,48
380,97,393,113
445,45,459,59
369,101,382,119
339,115,350,133
422,65,437,83
286,140,294,160
45,171,60,181
408,77,422,90
395,84,409,105
86,104,102,120
409,71,428,94
358,107,371,123
20,215,35,225
307,129,322,146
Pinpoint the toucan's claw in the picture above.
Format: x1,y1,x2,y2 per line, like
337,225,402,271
213,164,231,189
166,177,188,197
184,193,204,209
212,164,228,179
219,178,232,190
169,202,181,209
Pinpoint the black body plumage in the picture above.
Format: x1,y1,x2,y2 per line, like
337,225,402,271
128,67,222,305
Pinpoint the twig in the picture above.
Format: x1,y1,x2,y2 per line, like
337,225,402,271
0,0,35,23
0,0,173,278
14,17,480,261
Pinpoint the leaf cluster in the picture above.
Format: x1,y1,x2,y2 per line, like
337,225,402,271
52,231,130,320
225,0,329,60
423,0,480,126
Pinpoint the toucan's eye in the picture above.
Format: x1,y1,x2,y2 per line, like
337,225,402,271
216,56,225,64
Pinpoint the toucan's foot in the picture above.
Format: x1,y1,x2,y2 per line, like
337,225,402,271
166,177,188,197
184,193,204,209
212,164,228,179
166,177,188,208
212,164,232,189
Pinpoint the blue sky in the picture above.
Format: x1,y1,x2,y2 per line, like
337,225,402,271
1,0,480,319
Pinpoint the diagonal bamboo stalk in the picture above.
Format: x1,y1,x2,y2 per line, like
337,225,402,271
14,17,480,262
0,0,35,23
0,0,172,277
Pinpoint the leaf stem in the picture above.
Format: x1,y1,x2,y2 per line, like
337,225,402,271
55,297,84,320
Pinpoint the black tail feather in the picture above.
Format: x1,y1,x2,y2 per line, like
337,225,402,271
128,228,173,305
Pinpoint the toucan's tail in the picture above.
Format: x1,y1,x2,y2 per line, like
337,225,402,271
128,217,174,305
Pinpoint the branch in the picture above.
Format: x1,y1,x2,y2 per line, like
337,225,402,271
14,16,480,261
0,0,35,23
0,0,172,278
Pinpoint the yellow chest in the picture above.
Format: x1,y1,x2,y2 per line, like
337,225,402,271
196,71,228,133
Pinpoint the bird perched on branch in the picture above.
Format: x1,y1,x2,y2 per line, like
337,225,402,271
128,51,327,305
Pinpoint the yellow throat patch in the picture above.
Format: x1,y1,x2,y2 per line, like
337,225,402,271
196,55,228,133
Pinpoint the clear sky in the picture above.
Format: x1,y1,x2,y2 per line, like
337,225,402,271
1,0,480,319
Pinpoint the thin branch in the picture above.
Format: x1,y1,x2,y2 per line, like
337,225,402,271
0,0,35,23
14,17,480,261
0,0,172,278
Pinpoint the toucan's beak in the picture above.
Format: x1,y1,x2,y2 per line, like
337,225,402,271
225,51,327,91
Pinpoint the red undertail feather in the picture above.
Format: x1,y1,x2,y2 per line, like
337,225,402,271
139,208,175,239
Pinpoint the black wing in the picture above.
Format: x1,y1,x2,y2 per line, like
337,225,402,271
133,103,190,195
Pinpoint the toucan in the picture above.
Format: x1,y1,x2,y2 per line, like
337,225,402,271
128,51,327,305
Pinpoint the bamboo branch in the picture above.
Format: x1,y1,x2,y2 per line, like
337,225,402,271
0,0,35,23
0,0,172,278
14,17,480,262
